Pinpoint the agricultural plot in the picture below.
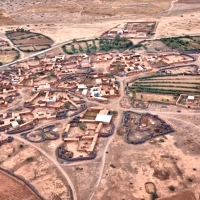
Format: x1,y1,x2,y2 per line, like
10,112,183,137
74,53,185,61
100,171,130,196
129,74,200,102
0,170,41,200
62,37,133,55
140,36,200,52
0,49,19,65
160,36,200,51
6,29,53,52
19,44,51,52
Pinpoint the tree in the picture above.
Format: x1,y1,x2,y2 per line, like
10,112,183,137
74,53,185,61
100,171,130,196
34,55,39,60
132,90,136,99
79,123,87,131
99,38,104,44
121,37,127,42
116,62,121,72
71,45,76,53
0,62,2,66
79,45,84,52
168,185,175,191
64,102,70,109
114,34,121,42
50,71,55,76
38,100,43,104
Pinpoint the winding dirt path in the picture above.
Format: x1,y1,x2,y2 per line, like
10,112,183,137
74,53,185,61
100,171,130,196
167,0,179,15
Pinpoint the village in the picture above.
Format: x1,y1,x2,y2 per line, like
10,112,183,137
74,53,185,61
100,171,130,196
0,4,200,198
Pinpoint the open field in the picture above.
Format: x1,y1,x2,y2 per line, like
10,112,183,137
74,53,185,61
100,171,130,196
0,0,172,26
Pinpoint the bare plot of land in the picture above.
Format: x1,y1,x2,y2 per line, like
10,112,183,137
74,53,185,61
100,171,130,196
141,40,172,52
19,46,35,51
0,50,18,64
135,93,176,103
160,191,196,200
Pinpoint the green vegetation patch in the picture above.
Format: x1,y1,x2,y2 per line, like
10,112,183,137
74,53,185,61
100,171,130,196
62,35,133,55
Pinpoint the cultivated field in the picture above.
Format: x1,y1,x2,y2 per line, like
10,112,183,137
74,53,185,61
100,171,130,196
0,170,41,200
6,29,53,52
140,36,200,53
129,74,200,102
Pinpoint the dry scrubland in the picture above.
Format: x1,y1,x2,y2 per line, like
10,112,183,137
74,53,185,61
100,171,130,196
0,0,172,25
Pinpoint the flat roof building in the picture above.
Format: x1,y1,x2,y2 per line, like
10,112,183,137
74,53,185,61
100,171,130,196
95,114,112,124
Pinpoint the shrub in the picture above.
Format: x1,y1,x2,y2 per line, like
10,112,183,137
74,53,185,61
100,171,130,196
19,144,24,148
193,168,197,171
110,164,116,168
188,178,193,182
38,100,43,104
26,157,34,162
168,185,175,191
64,102,70,109
39,91,45,96
159,139,165,142
0,62,2,66
151,193,158,200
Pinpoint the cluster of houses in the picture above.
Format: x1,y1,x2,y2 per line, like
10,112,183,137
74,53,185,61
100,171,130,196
176,94,200,109
109,53,152,76
58,107,115,161
146,54,195,67
101,22,157,39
